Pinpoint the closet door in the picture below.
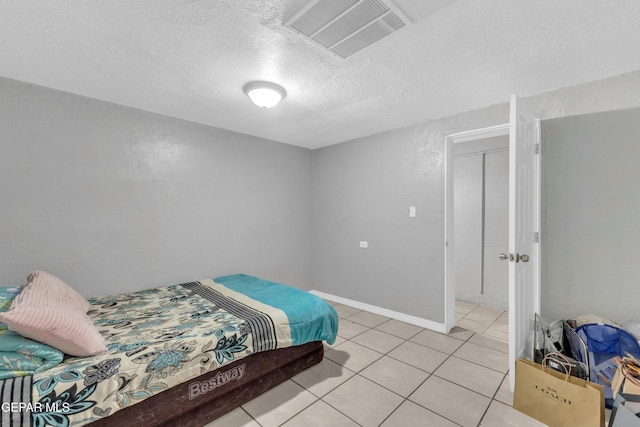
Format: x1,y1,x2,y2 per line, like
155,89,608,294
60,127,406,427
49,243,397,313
454,149,508,309
453,154,482,302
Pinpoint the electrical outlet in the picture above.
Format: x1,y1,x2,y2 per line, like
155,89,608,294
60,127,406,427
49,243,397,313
359,241,368,248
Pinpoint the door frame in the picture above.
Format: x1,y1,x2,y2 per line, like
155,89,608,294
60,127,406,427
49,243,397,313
444,118,542,359
444,123,511,332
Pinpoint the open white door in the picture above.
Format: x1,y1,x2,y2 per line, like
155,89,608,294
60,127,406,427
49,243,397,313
507,95,541,390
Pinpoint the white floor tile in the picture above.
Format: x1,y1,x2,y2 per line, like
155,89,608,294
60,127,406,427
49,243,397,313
324,340,383,373
456,317,492,333
381,400,459,427
480,400,547,426
323,375,404,427
493,375,514,406
360,355,430,397
483,327,509,343
375,319,424,340
468,332,509,354
203,408,260,427
351,328,405,354
447,326,475,341
454,341,509,373
281,400,359,427
345,310,389,328
203,304,541,427
466,306,503,323
434,356,504,398
332,304,362,318
242,380,317,427
291,357,355,398
388,341,448,373
455,300,478,315
336,319,370,339
410,375,491,427
410,329,465,354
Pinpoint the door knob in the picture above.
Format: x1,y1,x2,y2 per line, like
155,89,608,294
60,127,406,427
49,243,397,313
517,253,530,262
498,253,513,261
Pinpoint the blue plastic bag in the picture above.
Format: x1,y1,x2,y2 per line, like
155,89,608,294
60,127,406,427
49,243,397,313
576,323,640,408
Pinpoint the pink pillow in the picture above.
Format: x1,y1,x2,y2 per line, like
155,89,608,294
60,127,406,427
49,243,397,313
0,271,106,356
0,306,106,356
25,271,90,313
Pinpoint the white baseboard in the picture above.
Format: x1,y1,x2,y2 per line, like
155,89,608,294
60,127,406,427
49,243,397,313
309,290,448,334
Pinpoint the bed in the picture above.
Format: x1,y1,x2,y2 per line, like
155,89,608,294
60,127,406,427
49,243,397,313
0,273,338,427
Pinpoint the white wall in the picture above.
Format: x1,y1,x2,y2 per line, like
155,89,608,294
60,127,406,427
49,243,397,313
0,77,312,297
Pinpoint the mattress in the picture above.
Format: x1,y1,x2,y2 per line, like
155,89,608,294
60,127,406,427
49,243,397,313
0,274,338,426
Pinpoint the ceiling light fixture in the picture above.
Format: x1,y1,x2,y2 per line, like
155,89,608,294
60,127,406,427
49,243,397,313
243,81,287,108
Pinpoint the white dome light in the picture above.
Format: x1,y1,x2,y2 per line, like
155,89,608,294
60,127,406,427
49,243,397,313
243,81,286,108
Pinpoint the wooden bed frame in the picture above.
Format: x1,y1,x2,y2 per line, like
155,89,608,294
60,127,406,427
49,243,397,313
89,341,324,426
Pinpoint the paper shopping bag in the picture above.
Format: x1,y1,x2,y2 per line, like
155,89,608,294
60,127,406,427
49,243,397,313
513,358,605,427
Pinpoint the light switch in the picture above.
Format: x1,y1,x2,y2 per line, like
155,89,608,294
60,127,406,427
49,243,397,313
409,206,416,217
359,241,368,248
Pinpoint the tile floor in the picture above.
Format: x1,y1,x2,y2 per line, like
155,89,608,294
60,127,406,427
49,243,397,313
455,300,509,343
204,300,547,427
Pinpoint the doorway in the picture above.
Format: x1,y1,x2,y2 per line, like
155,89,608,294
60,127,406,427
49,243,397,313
444,96,541,391
452,134,510,341
454,136,509,308
445,123,509,330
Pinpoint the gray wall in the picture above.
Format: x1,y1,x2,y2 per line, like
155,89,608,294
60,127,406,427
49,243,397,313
311,107,508,322
3,70,640,324
541,108,640,324
312,71,640,324
0,77,312,297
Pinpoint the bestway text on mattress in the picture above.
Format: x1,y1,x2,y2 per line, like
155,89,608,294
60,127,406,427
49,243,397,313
188,363,246,399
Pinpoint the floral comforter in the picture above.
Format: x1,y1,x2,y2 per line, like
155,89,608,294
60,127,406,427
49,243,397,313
0,275,338,427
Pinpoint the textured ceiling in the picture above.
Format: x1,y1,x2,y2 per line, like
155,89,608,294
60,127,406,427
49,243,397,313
1,0,639,149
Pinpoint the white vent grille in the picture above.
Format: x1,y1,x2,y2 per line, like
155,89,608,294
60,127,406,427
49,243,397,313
284,0,409,59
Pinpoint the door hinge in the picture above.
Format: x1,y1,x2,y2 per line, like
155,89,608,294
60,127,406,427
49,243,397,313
533,232,539,243
534,143,540,155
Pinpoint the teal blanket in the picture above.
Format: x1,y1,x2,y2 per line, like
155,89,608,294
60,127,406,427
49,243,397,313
0,330,64,379
214,274,338,345
0,286,64,379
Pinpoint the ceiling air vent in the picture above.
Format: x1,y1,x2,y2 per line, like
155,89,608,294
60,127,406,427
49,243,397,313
284,0,410,59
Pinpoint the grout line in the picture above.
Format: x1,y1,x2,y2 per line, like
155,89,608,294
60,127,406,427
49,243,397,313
240,407,261,426
318,396,365,426
317,326,401,426
387,331,476,426
360,330,459,426
273,393,321,427
475,373,511,427
327,327,441,426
